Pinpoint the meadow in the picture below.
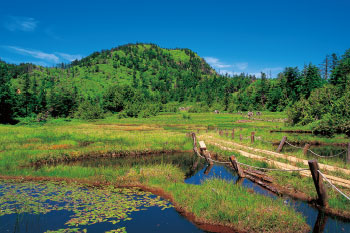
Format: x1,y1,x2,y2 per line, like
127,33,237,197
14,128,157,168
1,111,350,232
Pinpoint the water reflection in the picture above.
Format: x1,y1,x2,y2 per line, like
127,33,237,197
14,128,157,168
313,211,328,233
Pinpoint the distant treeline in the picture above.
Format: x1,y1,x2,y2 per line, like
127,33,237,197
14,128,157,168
0,43,349,135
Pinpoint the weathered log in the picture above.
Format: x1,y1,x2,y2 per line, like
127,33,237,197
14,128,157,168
229,156,245,178
203,150,214,165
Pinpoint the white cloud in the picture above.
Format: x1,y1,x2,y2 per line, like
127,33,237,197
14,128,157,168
56,52,82,62
5,46,59,63
233,62,248,70
3,16,38,32
3,46,84,65
204,56,232,68
204,56,249,73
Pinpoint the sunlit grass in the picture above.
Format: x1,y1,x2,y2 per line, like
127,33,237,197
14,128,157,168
1,112,349,231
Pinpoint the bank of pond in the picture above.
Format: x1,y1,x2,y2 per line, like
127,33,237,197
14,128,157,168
1,153,349,232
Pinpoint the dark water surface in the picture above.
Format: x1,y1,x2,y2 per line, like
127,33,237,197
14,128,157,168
0,206,204,233
1,153,350,233
0,179,205,233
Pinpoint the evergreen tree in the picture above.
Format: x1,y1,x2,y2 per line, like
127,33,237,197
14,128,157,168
300,63,323,98
330,49,350,93
0,62,15,123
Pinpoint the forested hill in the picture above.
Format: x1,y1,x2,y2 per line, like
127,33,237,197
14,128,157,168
1,43,350,136
0,43,256,120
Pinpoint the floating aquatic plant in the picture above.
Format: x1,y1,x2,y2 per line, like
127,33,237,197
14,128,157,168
0,181,172,232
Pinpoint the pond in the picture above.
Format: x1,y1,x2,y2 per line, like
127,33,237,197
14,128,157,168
0,180,205,233
1,153,350,232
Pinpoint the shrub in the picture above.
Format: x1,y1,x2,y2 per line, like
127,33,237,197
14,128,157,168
138,104,160,118
162,102,179,113
75,100,104,120
311,114,337,137
182,113,191,120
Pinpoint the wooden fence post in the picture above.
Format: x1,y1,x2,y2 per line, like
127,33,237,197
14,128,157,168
191,132,197,148
231,129,235,139
251,132,255,143
229,156,245,178
347,143,350,164
240,134,243,142
276,136,287,153
308,160,328,207
303,143,310,156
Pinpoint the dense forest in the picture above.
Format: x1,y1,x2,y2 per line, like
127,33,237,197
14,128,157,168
1,43,349,135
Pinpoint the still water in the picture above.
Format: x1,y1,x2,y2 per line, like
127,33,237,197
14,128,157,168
1,153,350,232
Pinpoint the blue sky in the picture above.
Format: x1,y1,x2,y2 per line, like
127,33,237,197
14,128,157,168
1,0,349,77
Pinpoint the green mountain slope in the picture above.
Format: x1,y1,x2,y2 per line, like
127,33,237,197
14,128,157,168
2,43,252,119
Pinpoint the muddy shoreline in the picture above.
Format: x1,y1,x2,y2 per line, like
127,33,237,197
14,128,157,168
30,149,193,167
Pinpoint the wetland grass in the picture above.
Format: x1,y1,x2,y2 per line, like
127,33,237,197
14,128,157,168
1,112,348,232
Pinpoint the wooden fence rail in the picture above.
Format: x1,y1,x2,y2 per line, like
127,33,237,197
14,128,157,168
191,132,348,207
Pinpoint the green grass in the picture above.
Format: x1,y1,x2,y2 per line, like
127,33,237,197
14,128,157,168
207,144,350,212
2,111,350,231
164,179,308,233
